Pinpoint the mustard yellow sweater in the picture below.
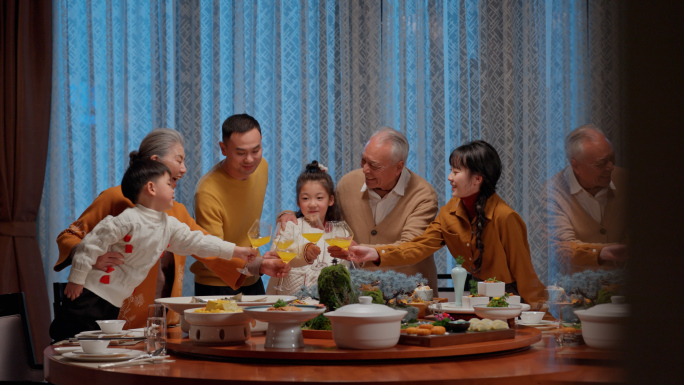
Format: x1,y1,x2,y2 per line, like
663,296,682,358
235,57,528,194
192,159,268,286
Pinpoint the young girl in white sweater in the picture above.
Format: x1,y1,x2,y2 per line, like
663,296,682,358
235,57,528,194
265,161,346,295
50,159,255,341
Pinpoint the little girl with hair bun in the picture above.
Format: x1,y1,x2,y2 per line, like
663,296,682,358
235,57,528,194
265,160,345,295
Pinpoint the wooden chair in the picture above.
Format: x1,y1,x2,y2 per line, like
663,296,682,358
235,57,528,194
0,292,44,382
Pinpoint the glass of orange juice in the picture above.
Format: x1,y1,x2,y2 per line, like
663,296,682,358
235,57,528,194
272,222,299,292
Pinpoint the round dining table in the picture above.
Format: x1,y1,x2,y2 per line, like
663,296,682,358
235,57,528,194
44,327,625,384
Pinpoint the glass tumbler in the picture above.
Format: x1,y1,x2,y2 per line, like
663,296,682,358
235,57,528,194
145,304,167,355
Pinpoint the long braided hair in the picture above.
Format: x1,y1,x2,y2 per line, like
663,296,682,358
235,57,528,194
448,140,502,274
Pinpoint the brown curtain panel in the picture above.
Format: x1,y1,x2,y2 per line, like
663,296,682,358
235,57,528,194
0,0,52,363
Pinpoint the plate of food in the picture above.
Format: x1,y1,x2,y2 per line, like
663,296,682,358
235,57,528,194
156,295,296,332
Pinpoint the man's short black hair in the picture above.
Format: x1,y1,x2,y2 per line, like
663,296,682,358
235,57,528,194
121,159,171,204
221,113,261,142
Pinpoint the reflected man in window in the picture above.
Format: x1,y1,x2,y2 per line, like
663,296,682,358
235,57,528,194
546,124,627,281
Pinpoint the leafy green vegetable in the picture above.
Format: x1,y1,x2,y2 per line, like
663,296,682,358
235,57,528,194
272,299,288,308
469,279,479,295
487,293,510,307
455,255,465,265
302,314,332,330
484,277,502,283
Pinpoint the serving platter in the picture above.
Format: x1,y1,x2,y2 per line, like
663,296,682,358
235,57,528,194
398,328,515,348
62,349,143,362
430,302,531,315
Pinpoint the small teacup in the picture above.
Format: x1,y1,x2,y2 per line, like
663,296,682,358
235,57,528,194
96,320,126,334
520,311,545,324
414,288,433,301
79,339,110,354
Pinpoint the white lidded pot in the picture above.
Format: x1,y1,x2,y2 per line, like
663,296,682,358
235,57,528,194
324,296,407,350
574,296,629,349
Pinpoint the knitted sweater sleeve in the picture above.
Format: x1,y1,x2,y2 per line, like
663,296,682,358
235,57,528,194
166,216,235,259
68,214,129,285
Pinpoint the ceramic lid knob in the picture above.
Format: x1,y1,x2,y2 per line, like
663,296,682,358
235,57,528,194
359,296,372,304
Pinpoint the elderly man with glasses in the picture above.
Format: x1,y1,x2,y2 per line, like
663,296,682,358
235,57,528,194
546,124,628,280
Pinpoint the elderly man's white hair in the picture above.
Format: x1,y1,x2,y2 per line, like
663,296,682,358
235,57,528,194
564,123,608,163
368,126,409,164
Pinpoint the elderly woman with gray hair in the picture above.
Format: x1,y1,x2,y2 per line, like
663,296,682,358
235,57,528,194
53,129,290,337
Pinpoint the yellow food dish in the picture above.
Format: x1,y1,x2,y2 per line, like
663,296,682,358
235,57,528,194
194,299,243,313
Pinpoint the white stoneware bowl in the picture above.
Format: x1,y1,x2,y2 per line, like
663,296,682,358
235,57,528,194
78,339,110,354
95,320,126,334
157,295,295,333
473,304,523,321
574,296,629,349
414,288,433,301
520,311,545,324
507,295,521,305
324,296,407,350
184,309,255,345
242,305,325,349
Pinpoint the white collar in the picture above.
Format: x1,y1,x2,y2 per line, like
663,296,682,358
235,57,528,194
134,204,165,220
564,166,616,195
361,167,411,196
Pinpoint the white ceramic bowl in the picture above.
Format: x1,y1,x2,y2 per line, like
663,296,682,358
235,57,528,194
156,295,295,333
95,320,126,334
324,296,407,350
460,296,470,308
184,309,255,345
79,339,110,354
574,296,629,349
414,288,433,301
473,304,523,321
478,282,505,297
520,311,545,324
507,295,521,305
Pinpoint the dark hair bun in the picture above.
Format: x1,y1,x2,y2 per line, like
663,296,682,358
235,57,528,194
305,160,322,173
128,150,142,165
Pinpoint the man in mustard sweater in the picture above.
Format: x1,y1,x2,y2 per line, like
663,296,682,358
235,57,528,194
332,127,440,289
193,114,270,295
546,124,627,282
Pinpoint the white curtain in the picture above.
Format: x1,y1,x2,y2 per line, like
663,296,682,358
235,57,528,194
40,0,622,298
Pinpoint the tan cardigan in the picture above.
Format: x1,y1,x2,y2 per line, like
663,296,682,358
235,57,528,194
336,169,439,289
546,166,627,278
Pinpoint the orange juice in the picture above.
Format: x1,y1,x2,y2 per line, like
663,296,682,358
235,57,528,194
302,233,323,243
325,238,352,250
249,236,271,248
276,250,297,263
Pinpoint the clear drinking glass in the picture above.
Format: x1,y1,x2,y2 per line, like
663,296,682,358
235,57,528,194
272,222,298,292
239,219,273,276
301,214,326,270
145,304,166,355
324,220,355,268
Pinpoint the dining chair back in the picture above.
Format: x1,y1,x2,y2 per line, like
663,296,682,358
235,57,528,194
0,292,44,382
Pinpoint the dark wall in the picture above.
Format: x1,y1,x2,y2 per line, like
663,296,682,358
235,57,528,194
623,1,684,383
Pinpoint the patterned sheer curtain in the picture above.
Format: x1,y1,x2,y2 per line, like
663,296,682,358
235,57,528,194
40,0,621,299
